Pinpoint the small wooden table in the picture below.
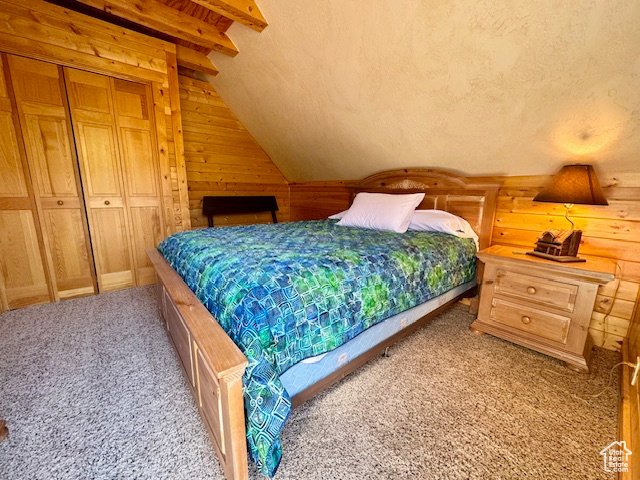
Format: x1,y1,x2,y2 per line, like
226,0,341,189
470,245,615,372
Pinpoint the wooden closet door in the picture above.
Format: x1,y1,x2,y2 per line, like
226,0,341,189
0,54,51,309
112,79,165,286
8,56,97,301
64,69,136,292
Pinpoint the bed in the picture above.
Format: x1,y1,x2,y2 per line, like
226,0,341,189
147,168,500,479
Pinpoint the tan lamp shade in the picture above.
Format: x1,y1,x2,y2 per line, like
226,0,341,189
533,164,608,205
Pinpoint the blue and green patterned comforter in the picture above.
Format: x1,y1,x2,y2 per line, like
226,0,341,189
158,220,476,476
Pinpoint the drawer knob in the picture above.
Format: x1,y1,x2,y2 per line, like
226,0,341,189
526,286,537,295
104,200,110,205
521,316,531,324
57,200,64,206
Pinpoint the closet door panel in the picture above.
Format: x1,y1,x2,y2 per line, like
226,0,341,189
8,56,96,300
75,123,122,197
113,78,164,286
0,211,50,308
40,208,94,298
21,108,77,197
120,128,158,196
65,70,111,114
90,207,134,291
119,125,163,285
0,112,28,197
129,206,163,285
64,68,135,292
9,56,64,108
0,54,52,310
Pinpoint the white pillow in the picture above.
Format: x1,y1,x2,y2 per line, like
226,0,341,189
336,192,425,233
328,210,348,220
408,210,479,249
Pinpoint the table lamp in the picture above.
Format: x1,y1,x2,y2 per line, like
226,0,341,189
526,164,608,262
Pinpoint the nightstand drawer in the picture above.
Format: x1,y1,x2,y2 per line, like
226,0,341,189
494,269,578,312
490,298,571,344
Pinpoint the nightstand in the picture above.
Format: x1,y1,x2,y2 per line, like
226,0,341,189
470,245,615,372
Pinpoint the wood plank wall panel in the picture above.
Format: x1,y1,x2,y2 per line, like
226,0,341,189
0,0,190,233
0,0,168,83
289,182,353,221
289,173,640,353
166,53,191,230
178,75,290,228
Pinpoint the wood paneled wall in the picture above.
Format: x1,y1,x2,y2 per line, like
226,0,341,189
179,75,289,227
0,0,190,232
290,173,640,352
289,182,352,221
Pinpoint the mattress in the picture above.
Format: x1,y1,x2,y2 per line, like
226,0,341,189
280,280,475,397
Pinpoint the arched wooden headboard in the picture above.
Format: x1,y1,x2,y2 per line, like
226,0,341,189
348,168,502,250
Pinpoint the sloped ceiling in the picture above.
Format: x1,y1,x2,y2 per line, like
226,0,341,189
208,0,640,181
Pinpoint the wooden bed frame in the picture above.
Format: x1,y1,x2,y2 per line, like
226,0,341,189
147,168,501,480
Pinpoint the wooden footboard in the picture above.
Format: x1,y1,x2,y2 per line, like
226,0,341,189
147,249,249,480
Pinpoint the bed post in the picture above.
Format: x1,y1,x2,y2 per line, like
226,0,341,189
220,370,249,480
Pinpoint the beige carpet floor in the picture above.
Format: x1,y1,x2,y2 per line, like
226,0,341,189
0,286,620,479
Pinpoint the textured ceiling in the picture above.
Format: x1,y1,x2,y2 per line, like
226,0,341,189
208,0,640,182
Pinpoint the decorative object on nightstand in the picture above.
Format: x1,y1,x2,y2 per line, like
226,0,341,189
470,245,615,372
527,164,608,263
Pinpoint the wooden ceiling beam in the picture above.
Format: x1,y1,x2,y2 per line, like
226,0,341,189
75,0,239,56
176,45,218,76
190,0,267,32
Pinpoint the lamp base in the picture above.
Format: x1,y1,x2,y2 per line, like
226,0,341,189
526,251,586,263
